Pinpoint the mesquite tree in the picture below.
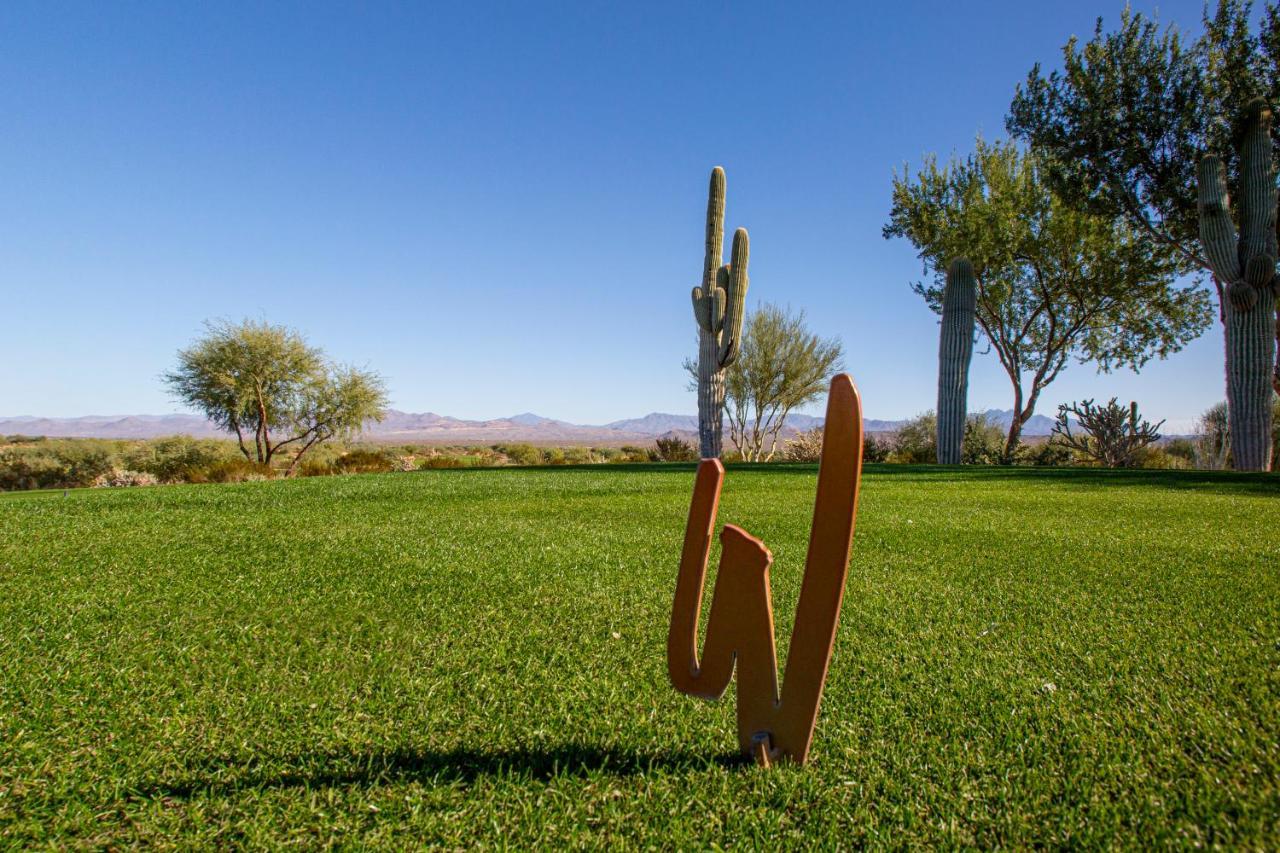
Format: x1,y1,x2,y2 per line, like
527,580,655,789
885,139,1212,459
1052,398,1164,468
1198,100,1279,470
165,320,388,475
688,166,749,459
936,259,977,464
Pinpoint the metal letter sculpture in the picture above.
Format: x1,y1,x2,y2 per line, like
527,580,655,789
667,374,863,766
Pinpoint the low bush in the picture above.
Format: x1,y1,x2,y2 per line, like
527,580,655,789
334,449,397,474
654,436,697,462
123,435,234,483
784,428,823,462
93,469,159,488
187,459,277,483
616,446,656,463
863,434,890,463
419,455,466,469
495,443,543,466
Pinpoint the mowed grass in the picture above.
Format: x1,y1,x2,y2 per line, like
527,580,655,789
1,465,1277,847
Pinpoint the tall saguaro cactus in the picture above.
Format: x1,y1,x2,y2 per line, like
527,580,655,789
936,258,977,464
690,166,750,458
1197,100,1279,471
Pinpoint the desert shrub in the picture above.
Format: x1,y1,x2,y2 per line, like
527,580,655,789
0,448,66,490
296,459,337,477
594,447,622,463
419,455,466,469
334,449,397,474
1013,438,1075,467
1193,402,1231,470
888,412,936,464
542,448,568,465
617,446,656,463
784,428,824,462
4,435,46,444
1162,438,1197,464
496,443,543,466
961,413,1005,465
123,436,234,483
863,434,889,463
562,447,599,464
188,459,277,483
1137,447,1193,469
52,445,116,488
654,436,698,462
93,469,159,488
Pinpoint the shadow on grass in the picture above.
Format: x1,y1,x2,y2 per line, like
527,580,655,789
142,744,747,798
855,463,1280,495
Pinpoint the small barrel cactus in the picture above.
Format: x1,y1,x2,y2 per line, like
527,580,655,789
1197,99,1278,471
936,258,977,464
690,167,750,458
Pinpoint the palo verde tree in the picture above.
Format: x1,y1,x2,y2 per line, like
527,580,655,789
1007,0,1280,461
885,138,1212,459
1052,397,1165,468
716,303,843,462
164,320,389,475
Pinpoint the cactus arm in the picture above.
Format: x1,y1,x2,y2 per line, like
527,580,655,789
711,284,726,333
1198,154,1243,286
718,228,750,367
703,167,726,290
1240,100,1278,266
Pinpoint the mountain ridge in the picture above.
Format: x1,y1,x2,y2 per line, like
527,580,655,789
0,407,1070,442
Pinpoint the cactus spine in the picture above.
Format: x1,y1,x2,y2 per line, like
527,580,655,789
936,259,977,464
690,166,749,458
1197,100,1278,471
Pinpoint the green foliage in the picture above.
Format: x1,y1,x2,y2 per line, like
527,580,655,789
164,319,388,472
334,449,398,474
654,436,698,462
961,413,1006,465
889,412,937,464
723,303,844,462
885,138,1212,456
1014,438,1076,467
862,433,890,463
122,436,235,483
1,467,1277,846
616,446,656,463
495,443,543,466
1007,1,1280,282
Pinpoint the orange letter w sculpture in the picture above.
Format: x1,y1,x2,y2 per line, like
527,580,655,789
667,374,863,767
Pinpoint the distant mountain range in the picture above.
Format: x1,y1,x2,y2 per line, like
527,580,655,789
0,407,1065,444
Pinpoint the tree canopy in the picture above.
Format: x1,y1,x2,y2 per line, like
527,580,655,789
164,320,388,474
1007,1,1280,298
885,138,1213,457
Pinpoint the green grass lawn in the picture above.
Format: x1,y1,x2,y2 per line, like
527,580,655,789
1,465,1277,846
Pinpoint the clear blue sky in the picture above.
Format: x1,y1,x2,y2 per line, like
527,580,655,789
0,0,1228,428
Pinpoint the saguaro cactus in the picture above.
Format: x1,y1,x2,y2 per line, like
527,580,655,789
1198,100,1279,471
936,258,977,464
690,167,750,459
